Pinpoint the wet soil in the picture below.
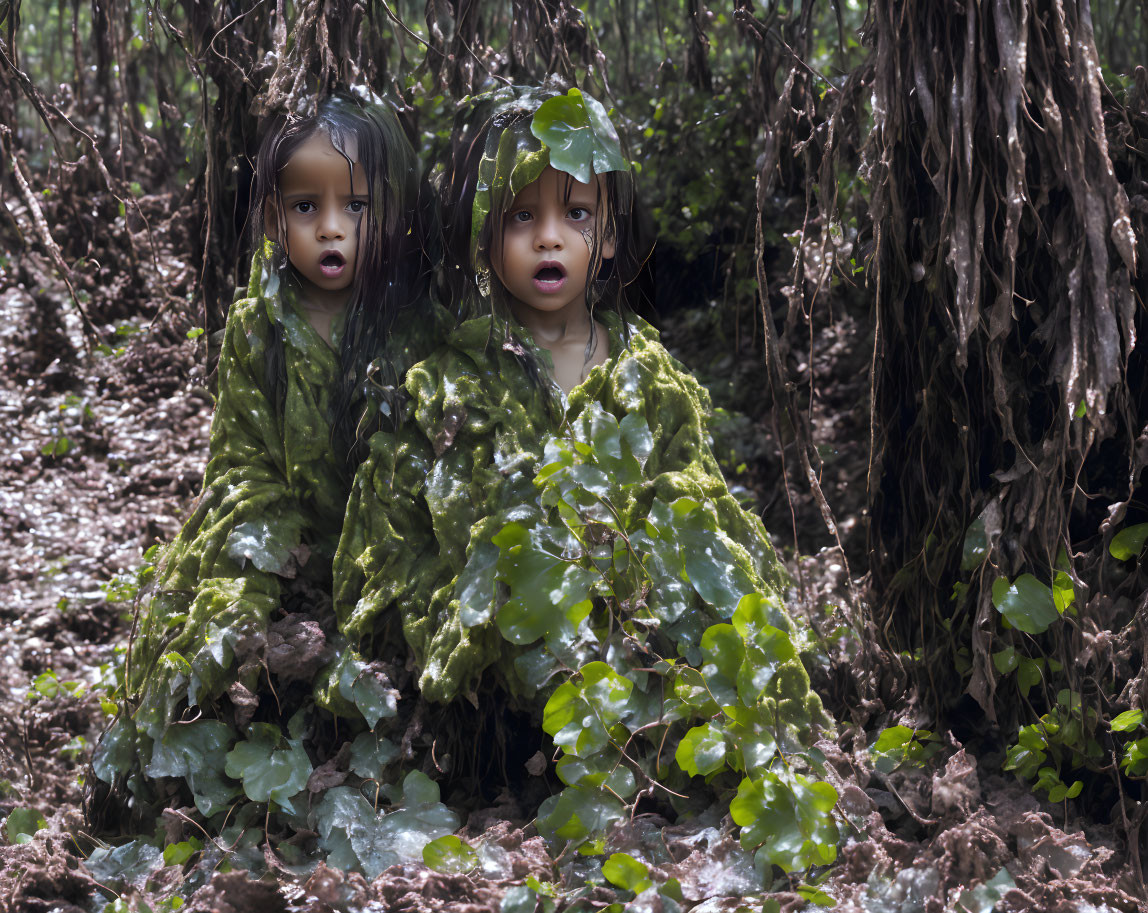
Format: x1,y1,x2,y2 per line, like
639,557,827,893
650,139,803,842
0,238,1142,912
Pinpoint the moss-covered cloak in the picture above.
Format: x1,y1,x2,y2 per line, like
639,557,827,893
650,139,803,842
92,243,444,822
333,312,796,707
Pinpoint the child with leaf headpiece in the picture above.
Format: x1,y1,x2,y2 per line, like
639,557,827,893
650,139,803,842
332,84,837,870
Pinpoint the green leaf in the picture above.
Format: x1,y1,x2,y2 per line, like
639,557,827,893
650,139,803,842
956,868,1016,913
961,517,988,570
494,522,596,646
675,722,728,778
873,726,915,753
699,623,744,708
601,852,653,893
731,772,839,873
335,653,399,729
313,773,459,880
423,835,478,874
224,723,311,810
5,807,46,844
530,88,628,184
1111,709,1145,732
162,837,203,867
84,840,164,890
991,574,1061,634
1052,571,1075,613
992,647,1019,675
1110,523,1148,561
535,785,625,845
1016,657,1043,698
146,719,240,817
349,731,400,779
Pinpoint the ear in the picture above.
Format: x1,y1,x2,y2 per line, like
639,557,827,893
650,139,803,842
599,230,616,261
264,198,280,243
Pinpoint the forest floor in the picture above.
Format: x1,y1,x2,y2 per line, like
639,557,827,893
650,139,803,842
0,226,1142,911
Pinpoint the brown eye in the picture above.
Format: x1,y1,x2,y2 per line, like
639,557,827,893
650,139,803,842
347,200,366,213
568,207,590,222
293,201,316,214
511,210,532,223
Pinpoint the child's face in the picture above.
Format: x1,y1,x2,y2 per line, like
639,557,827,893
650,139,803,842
492,165,615,321
269,131,368,303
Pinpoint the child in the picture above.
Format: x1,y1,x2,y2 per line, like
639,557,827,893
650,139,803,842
88,92,442,831
333,84,820,729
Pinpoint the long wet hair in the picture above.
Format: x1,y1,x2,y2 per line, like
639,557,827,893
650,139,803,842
436,86,652,379
252,92,432,463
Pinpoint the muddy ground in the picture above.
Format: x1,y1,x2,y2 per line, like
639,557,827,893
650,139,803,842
0,215,1142,911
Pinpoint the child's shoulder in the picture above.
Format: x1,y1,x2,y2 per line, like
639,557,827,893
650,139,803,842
599,314,713,415
404,315,544,425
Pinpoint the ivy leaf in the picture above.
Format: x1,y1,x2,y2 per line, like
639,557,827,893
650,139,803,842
494,522,596,645
456,539,500,627
535,785,625,844
1111,709,1145,732
991,574,1061,634
145,719,240,817
224,723,311,810
992,647,1019,675
162,837,203,867
554,755,637,797
349,731,400,779
91,715,136,784
730,772,839,873
601,852,653,894
699,623,744,708
725,702,779,772
675,722,728,778
84,840,164,890
1110,523,1148,561
313,772,459,880
675,502,755,615
1016,657,1043,698
1052,571,1075,613
530,88,628,184
423,835,479,874
961,517,988,570
335,653,399,729
4,807,46,844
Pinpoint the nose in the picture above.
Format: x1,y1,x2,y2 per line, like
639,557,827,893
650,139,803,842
316,207,345,242
533,213,563,251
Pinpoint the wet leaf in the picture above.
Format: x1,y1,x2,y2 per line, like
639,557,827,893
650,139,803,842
224,723,311,810
991,574,1061,634
675,722,728,777
313,772,459,880
1111,710,1144,732
530,88,628,184
4,807,46,844
535,785,625,844
423,835,479,874
602,852,653,893
494,522,596,645
349,731,400,779
961,517,988,570
1110,523,1148,561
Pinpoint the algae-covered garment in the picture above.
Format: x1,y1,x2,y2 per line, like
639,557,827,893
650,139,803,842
94,245,443,821
334,311,793,707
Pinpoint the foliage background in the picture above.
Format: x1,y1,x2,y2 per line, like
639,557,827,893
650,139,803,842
4,0,1148,906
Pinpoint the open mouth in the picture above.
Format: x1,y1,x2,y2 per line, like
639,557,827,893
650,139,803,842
532,262,567,292
319,251,346,278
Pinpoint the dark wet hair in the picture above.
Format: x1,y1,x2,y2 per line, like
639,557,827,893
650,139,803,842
436,87,652,381
252,91,431,462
